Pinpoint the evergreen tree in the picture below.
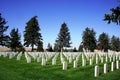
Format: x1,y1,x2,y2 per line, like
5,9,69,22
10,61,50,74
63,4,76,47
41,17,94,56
73,47,77,52
82,27,96,52
119,38,120,51
54,22,71,52
54,40,61,52
0,13,9,46
47,43,53,52
37,41,44,52
8,28,22,51
78,42,83,52
104,4,120,25
24,16,43,51
111,35,120,51
97,32,110,52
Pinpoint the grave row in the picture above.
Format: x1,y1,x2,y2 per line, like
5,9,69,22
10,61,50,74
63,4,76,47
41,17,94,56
94,61,120,77
0,51,120,77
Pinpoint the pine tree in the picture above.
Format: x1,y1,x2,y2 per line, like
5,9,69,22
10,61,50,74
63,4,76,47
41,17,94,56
97,32,110,52
82,27,96,52
78,42,83,52
54,22,71,52
73,47,77,52
8,28,22,51
24,16,43,51
111,35,120,51
37,41,44,52
0,13,9,46
47,43,53,52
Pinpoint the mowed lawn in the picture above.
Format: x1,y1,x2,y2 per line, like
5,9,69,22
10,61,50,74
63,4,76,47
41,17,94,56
0,53,120,80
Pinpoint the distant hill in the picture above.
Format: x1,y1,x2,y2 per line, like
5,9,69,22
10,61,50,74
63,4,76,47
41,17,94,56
0,47,32,52
0,47,11,52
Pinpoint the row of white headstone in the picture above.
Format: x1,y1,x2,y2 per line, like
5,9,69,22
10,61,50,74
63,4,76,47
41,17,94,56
94,60,120,77
61,52,120,70
0,52,18,59
24,52,59,66
0,52,120,70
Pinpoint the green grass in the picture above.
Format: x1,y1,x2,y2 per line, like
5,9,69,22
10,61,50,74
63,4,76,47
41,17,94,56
0,53,120,80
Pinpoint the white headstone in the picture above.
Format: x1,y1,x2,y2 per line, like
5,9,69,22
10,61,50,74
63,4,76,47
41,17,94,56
104,63,108,74
111,62,114,71
96,55,98,64
17,52,22,60
76,56,79,62
82,59,86,66
73,60,77,68
63,61,67,70
106,54,108,62
90,58,92,65
41,58,46,66
69,56,72,63
116,60,119,69
52,58,56,65
94,66,99,77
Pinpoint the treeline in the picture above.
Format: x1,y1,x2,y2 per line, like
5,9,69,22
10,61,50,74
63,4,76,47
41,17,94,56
0,12,120,52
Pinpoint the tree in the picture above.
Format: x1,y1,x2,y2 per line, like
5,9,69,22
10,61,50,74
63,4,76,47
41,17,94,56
8,28,23,51
82,27,96,52
119,38,120,51
24,16,43,51
54,22,72,52
97,32,110,52
37,41,44,52
78,42,83,52
0,13,9,46
47,43,53,52
111,35,120,51
73,47,77,52
104,4,120,25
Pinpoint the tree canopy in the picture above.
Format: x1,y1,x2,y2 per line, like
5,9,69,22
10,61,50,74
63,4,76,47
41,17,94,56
54,22,71,52
82,27,96,52
104,5,120,25
97,32,110,52
24,16,43,51
0,13,9,46
8,28,23,51
110,35,120,51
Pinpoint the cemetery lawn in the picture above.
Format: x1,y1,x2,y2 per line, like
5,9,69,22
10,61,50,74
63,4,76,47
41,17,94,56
0,54,120,80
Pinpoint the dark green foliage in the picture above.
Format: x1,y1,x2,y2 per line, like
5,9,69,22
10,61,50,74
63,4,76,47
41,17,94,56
110,35,120,51
47,43,53,52
54,22,71,52
73,47,77,52
0,13,9,46
104,5,120,25
97,32,110,52
8,28,23,52
78,42,83,52
37,41,44,52
82,27,96,52
24,16,43,51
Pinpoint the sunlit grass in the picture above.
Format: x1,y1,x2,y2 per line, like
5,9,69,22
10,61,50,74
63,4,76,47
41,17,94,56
0,53,120,80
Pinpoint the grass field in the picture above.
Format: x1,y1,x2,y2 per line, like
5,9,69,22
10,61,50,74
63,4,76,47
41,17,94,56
0,52,120,80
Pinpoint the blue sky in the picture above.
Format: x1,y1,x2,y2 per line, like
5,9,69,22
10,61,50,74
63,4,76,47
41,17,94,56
0,0,120,49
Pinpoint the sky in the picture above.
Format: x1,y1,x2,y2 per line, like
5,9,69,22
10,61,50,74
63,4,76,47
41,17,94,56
0,0,120,49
